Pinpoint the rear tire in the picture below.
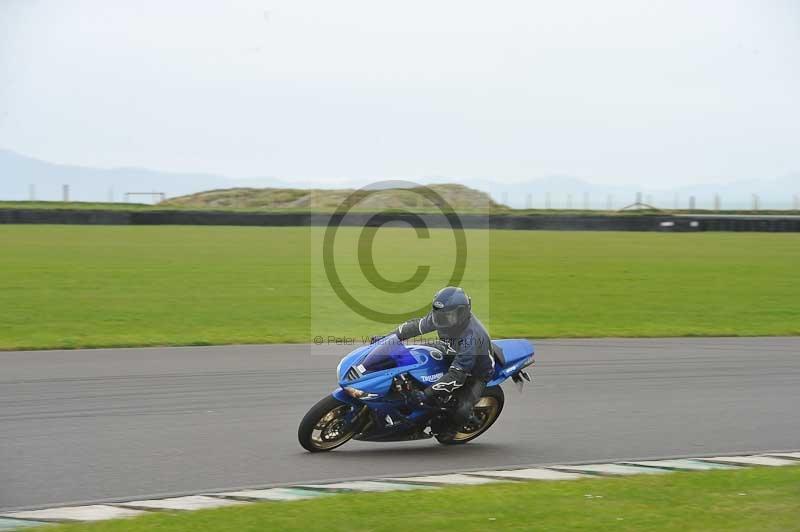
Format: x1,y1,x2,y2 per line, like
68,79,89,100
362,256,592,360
436,385,505,445
298,395,358,452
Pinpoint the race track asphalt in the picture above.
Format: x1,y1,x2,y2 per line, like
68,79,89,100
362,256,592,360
1,337,799,511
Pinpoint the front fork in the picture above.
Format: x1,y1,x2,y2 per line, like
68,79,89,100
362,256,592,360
331,388,369,433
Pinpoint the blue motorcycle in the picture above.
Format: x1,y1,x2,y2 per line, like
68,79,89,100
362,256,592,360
298,334,534,452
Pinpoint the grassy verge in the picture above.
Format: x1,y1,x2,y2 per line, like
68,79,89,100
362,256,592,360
0,226,798,350
49,466,800,532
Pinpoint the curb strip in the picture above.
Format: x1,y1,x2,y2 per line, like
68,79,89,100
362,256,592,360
2,452,798,528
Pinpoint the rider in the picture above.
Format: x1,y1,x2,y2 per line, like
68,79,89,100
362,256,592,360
372,286,494,434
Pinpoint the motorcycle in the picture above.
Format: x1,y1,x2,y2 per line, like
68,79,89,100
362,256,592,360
298,334,534,452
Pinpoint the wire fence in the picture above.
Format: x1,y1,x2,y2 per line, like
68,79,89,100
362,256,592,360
17,184,800,212
488,192,800,212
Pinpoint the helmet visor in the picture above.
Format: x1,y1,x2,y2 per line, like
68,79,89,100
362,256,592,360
432,308,460,328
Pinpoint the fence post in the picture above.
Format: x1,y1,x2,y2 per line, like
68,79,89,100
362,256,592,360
566,194,573,209
713,194,721,212
545,192,551,210
689,196,696,211
793,194,799,211
62,184,69,202
525,193,532,209
606,195,613,211
583,192,589,210
29,184,36,201
752,194,759,212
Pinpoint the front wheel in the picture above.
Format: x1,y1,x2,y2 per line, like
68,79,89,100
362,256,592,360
436,385,505,445
298,395,360,452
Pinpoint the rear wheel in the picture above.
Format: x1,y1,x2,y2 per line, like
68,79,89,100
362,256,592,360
436,385,505,445
298,396,359,452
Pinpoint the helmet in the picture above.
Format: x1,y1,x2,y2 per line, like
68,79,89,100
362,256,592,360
431,286,471,332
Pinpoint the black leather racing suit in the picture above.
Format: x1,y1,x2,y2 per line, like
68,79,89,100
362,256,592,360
393,311,494,428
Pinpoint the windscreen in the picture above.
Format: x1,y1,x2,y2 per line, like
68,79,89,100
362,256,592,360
361,337,418,373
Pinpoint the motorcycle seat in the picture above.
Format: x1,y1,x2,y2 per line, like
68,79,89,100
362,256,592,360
490,341,506,366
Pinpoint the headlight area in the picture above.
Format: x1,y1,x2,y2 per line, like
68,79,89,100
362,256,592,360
343,386,379,400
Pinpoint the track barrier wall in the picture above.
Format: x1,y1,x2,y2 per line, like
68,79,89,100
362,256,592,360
1,209,800,232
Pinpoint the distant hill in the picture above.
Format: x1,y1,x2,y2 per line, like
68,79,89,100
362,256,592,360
0,149,288,202
163,184,502,211
1,148,798,210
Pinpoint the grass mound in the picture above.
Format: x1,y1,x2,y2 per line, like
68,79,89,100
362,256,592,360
162,183,502,211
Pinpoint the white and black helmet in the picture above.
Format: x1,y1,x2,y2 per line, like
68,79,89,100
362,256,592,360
431,286,471,332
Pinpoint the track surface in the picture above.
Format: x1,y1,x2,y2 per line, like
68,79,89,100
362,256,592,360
2,338,799,511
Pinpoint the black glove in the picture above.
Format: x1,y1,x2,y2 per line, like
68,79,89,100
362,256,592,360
430,367,467,395
370,335,386,345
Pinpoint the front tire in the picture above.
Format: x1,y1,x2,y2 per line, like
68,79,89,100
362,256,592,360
436,385,505,445
298,395,359,452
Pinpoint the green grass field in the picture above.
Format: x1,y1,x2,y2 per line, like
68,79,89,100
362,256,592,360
48,467,800,532
1,225,798,350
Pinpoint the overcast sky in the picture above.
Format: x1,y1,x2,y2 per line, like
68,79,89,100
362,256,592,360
1,0,798,186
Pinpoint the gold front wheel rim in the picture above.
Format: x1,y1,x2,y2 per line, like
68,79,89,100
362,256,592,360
452,396,500,441
310,405,355,450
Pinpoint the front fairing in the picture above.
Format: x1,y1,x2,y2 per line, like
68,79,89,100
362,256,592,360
337,345,371,382
406,346,449,385
335,338,449,397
